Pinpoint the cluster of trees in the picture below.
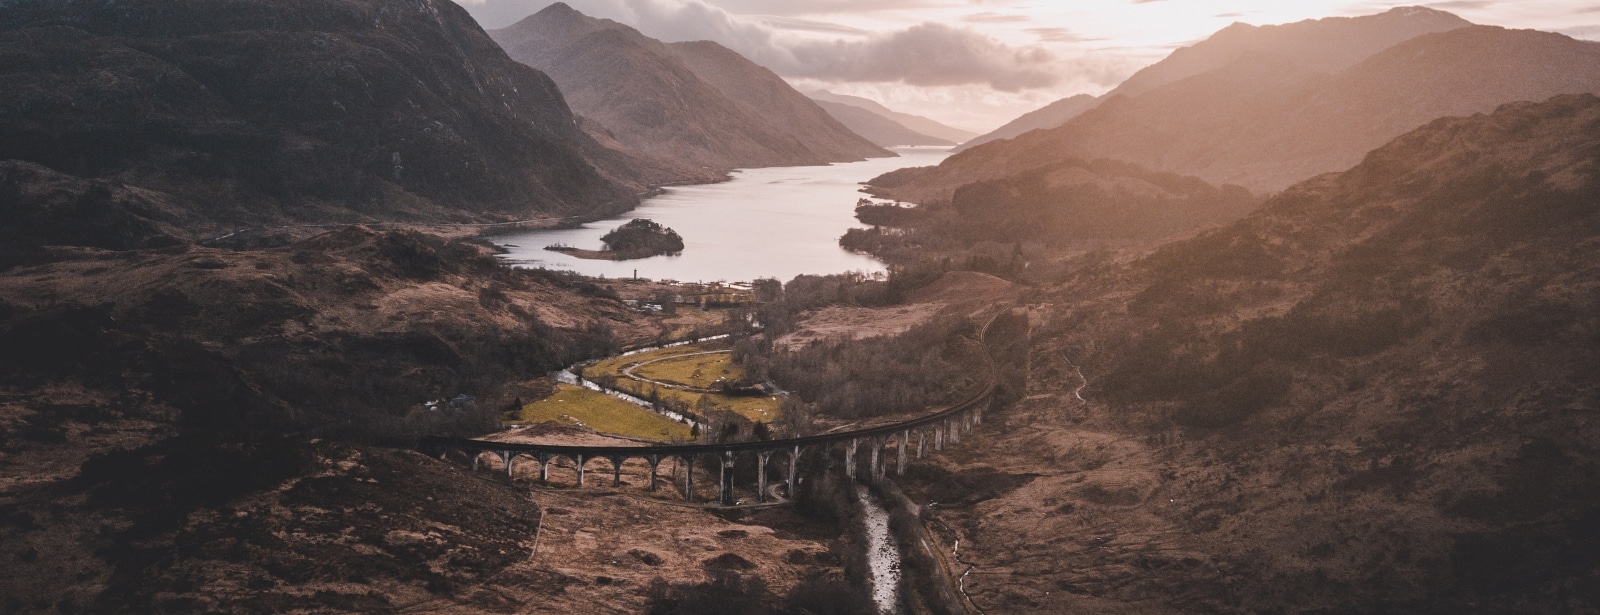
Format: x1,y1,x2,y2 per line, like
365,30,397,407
736,316,985,421
742,269,951,342
600,218,684,257
845,158,1260,284
946,160,1257,243
851,198,923,227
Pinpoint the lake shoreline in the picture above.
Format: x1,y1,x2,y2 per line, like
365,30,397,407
492,147,952,283
545,246,681,261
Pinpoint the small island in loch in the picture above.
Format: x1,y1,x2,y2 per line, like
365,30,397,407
546,218,685,260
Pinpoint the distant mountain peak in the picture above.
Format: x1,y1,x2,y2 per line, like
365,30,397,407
1108,5,1472,100
805,90,977,145
491,3,886,175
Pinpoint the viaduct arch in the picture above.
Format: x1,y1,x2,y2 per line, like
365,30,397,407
422,311,1009,506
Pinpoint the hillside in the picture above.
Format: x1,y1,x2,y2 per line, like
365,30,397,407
807,90,977,144
953,94,1099,152
952,7,1466,156
872,11,1600,203
491,3,886,175
813,99,952,147
897,94,1600,612
847,157,1258,275
666,41,891,162
1105,6,1469,99
0,0,644,255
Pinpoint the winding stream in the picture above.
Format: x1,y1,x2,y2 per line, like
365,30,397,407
857,485,901,614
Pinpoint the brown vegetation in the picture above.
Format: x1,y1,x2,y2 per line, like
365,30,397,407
892,94,1600,613
0,0,648,257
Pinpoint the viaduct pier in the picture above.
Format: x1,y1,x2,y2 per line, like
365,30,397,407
423,311,1011,506
421,376,989,506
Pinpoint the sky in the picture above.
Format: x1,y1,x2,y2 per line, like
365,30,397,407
452,0,1600,133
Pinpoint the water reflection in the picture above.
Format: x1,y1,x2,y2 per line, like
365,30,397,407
494,147,951,283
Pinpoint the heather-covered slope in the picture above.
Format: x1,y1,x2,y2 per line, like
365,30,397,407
0,0,641,253
903,94,1600,613
491,4,885,175
873,12,1600,202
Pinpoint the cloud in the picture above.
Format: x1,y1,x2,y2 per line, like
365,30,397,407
529,0,1064,91
1557,23,1600,38
753,15,869,35
783,22,1061,90
1424,0,1494,9
1028,27,1100,43
963,12,1031,24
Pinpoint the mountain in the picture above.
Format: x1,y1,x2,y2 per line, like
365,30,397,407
872,16,1600,203
949,5,1464,156
812,100,953,147
1104,5,1470,99
953,94,1099,152
898,94,1600,613
0,0,644,256
807,90,977,144
490,3,887,176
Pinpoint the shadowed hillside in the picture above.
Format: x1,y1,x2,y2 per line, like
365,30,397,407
0,0,645,256
899,94,1600,613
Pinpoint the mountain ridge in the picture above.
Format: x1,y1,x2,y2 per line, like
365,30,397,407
811,99,953,147
870,18,1600,203
491,3,887,176
953,93,1099,153
806,90,977,143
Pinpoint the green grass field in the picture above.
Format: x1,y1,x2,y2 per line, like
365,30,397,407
610,379,780,423
585,342,780,424
633,352,738,389
512,384,693,442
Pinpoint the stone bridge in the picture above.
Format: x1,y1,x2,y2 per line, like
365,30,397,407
420,378,990,506
422,311,1010,506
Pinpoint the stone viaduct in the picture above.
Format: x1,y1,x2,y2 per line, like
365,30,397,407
422,312,1009,506
420,377,989,506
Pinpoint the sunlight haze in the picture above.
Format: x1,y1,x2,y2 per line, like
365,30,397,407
453,0,1600,131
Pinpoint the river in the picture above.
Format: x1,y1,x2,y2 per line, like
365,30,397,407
493,147,952,283
858,485,901,614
